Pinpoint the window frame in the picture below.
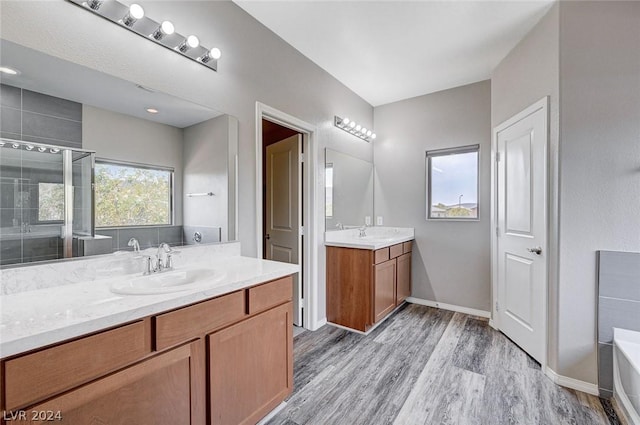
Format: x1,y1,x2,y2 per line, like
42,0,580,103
94,158,174,228
425,144,480,222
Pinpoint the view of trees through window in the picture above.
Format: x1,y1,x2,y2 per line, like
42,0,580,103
427,145,479,220
38,183,64,222
95,162,172,227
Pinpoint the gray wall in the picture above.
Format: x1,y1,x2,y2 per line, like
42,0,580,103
82,104,184,225
557,1,640,385
1,1,374,324
0,83,82,148
374,80,492,312
492,1,640,386
491,2,561,373
183,115,231,242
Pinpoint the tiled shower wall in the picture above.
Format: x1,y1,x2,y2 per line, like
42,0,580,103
0,83,83,148
95,225,222,253
597,250,640,397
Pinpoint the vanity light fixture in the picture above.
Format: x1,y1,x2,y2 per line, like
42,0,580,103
67,0,222,72
121,3,144,27
25,145,34,151
334,116,376,142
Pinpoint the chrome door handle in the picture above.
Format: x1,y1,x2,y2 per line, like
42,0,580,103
527,247,542,255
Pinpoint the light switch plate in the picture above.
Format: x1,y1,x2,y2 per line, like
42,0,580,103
365,216,371,226
377,216,383,226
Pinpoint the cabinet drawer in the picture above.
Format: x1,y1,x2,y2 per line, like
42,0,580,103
248,276,293,315
374,247,390,264
403,241,413,253
155,291,245,351
390,243,404,259
3,320,151,411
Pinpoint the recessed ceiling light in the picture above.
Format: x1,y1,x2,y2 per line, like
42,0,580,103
0,66,19,75
146,108,159,114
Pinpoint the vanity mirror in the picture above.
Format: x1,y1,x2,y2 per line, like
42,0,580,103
324,148,374,231
0,40,238,267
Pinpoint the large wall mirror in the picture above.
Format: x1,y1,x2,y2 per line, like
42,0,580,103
324,148,374,231
0,40,238,267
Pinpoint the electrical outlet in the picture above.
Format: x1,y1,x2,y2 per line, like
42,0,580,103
376,216,383,226
365,216,371,226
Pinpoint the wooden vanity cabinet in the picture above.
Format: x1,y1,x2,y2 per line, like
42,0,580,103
0,275,294,425
327,241,413,332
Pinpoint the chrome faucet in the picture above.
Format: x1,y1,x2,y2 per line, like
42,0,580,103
141,242,177,275
358,226,367,237
128,238,140,253
156,242,174,272
336,222,344,230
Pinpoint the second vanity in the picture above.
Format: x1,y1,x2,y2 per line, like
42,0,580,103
325,227,414,333
0,243,298,425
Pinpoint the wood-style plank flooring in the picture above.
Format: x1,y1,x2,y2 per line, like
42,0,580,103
268,303,621,425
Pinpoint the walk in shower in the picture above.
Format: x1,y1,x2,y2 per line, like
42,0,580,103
0,138,95,266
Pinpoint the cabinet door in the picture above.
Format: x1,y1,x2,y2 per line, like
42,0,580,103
22,340,206,425
374,260,396,323
209,302,293,425
397,252,412,304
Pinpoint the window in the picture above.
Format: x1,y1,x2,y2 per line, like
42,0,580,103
38,183,64,222
325,163,334,218
426,145,479,220
95,160,173,227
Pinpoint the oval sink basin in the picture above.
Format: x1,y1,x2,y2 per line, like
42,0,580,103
111,268,226,295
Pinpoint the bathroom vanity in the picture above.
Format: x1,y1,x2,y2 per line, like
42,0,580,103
325,227,414,333
0,245,298,425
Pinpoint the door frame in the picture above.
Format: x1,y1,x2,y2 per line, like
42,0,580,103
490,96,549,370
256,102,319,331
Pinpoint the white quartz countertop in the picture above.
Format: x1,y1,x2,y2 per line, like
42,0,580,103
324,227,415,250
0,256,299,358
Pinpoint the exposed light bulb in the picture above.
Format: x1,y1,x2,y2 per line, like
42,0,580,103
366,130,372,137
12,143,19,149
146,108,159,114
343,117,350,126
200,47,221,64
50,148,60,153
362,127,367,134
0,141,5,146
38,147,46,152
122,4,144,27
178,35,199,53
152,20,175,40
355,125,362,132
371,134,377,140
349,122,356,129
25,145,34,151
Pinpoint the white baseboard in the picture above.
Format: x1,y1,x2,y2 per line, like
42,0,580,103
310,317,327,331
406,297,491,319
545,367,599,396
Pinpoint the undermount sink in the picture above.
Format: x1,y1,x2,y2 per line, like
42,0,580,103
110,268,226,295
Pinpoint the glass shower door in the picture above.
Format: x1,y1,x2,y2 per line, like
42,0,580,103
0,143,65,265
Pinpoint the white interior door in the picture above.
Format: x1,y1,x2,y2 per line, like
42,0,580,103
266,134,303,326
495,99,548,365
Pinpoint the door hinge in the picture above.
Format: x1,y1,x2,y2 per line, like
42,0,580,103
496,152,501,162
495,301,499,312
300,226,305,236
496,227,500,237
299,153,305,163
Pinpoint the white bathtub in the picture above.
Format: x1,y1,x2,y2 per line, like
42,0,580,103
614,328,640,425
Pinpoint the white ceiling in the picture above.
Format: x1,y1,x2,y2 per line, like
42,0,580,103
235,0,555,106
